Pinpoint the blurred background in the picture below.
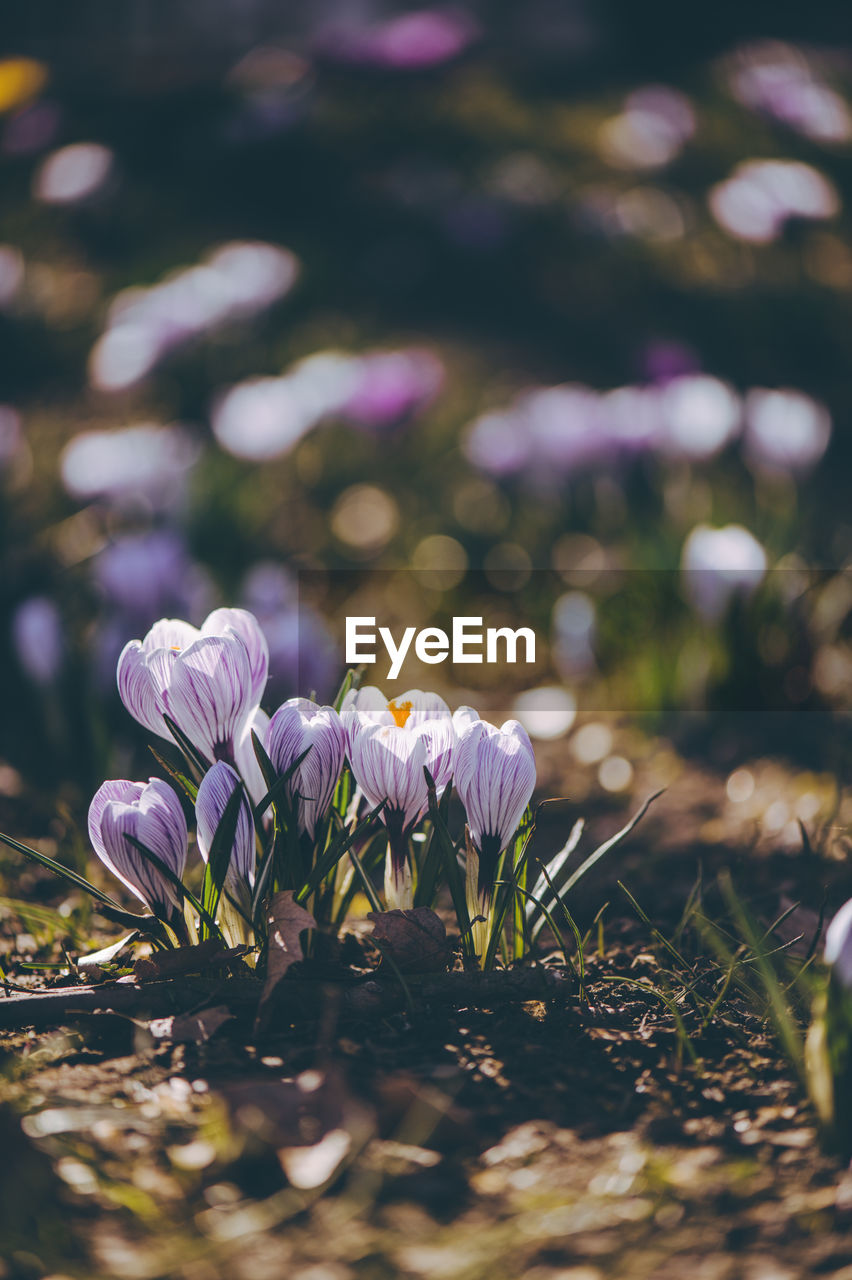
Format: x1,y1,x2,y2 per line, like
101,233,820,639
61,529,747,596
1,0,852,813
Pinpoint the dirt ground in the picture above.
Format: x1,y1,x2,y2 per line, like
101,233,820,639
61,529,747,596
2,734,852,1280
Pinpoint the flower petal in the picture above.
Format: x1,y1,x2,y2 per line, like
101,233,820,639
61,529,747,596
202,607,269,707
267,698,346,837
234,707,271,807
195,761,255,890
455,718,536,854
143,617,200,653
165,634,255,763
89,777,187,913
117,641,170,737
348,721,428,831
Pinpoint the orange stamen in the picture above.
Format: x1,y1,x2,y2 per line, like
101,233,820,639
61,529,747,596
387,699,413,728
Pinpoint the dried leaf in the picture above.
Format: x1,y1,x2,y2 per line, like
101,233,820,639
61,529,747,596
368,907,449,973
134,939,247,983
255,891,315,1031
148,1005,233,1043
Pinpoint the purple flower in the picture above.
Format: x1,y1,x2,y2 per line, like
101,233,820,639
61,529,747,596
88,777,188,919
266,698,346,837
11,596,65,686
455,718,536,859
195,761,255,894
117,608,269,762
343,348,444,428
345,689,456,907
681,524,768,622
454,717,536,958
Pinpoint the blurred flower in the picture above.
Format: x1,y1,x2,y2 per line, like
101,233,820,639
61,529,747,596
117,608,268,762
2,99,61,156
240,562,337,705
11,596,64,686
657,374,742,460
60,423,201,512
90,242,299,391
552,591,596,679
196,760,255,893
511,686,577,740
709,159,840,244
316,8,479,70
825,898,852,989
267,698,346,837
726,42,852,145
88,777,188,920
212,346,444,460
743,388,831,474
343,347,444,428
94,529,214,624
34,142,114,205
212,352,357,461
681,524,768,621
599,86,695,170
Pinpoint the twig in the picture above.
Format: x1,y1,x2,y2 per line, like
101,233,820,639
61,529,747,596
0,967,574,1031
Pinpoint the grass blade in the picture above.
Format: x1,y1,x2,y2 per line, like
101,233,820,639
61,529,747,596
559,790,663,899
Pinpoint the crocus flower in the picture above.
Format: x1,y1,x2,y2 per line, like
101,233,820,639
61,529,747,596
195,761,256,897
825,899,852,990
343,687,455,908
266,698,346,837
680,524,768,622
88,777,188,921
454,717,536,960
116,607,269,764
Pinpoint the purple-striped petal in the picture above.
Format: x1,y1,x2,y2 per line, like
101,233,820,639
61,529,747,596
116,641,171,737
202,607,269,707
164,634,255,764
412,716,456,794
267,698,346,837
347,720,429,832
89,777,187,914
143,617,200,653
455,718,536,855
195,761,255,890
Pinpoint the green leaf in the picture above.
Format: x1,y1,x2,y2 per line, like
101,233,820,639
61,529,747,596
423,766,473,959
332,668,356,713
200,783,246,937
162,713,209,776
483,823,536,971
0,830,126,909
413,780,454,909
296,800,387,903
148,745,199,802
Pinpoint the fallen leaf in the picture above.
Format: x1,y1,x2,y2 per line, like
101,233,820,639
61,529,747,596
148,1005,233,1043
368,907,449,973
77,933,138,973
134,939,248,983
255,891,315,1032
